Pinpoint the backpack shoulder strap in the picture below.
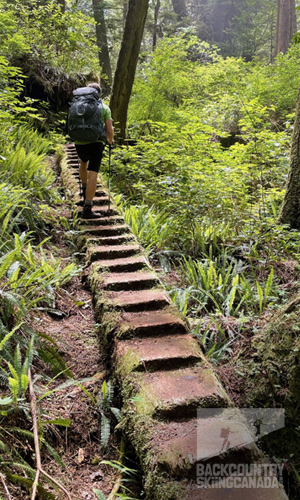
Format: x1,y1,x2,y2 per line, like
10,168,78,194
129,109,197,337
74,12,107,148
98,99,103,116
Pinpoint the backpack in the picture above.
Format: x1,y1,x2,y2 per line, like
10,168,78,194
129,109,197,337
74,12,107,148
67,87,106,142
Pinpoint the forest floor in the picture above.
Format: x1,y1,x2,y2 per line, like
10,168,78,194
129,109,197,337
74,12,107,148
28,273,119,500
10,223,123,500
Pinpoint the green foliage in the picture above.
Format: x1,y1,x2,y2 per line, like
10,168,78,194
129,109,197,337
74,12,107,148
0,232,80,329
111,37,296,249
110,39,298,252
0,30,84,494
0,332,73,496
7,337,34,404
94,490,107,500
108,36,300,374
98,380,121,448
0,0,98,74
170,254,278,318
120,203,174,252
100,459,139,500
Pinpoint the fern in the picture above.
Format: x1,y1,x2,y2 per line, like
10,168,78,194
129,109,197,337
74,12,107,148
93,490,107,500
6,473,57,500
99,380,114,411
111,407,122,422
101,414,110,448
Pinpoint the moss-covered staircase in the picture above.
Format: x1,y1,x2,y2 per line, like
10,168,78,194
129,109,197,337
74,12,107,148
61,144,289,500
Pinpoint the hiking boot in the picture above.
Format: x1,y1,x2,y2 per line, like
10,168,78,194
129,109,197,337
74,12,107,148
81,206,100,219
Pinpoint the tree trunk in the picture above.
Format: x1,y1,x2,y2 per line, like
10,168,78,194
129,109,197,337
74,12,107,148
153,0,160,49
171,0,187,21
109,0,149,142
275,0,297,55
278,78,300,228
92,0,112,96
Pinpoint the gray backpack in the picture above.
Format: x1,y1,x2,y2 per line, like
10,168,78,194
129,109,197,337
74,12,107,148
67,87,106,142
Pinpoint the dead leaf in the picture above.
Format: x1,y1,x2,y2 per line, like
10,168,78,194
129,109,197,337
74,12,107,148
78,448,85,463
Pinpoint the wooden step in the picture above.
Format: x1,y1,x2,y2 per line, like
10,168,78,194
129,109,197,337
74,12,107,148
116,334,202,372
102,271,159,291
87,244,141,262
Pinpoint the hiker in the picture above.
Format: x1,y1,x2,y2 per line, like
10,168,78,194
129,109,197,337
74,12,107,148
69,82,114,219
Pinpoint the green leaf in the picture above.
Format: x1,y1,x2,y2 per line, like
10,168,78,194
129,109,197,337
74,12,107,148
0,396,13,406
93,490,107,500
40,418,71,427
111,407,121,422
0,323,24,352
100,414,110,448
101,380,107,400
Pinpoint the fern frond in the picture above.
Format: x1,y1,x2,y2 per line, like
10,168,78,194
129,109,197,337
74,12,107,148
93,489,107,500
37,345,73,377
101,414,110,448
111,407,121,422
41,439,65,468
6,473,57,500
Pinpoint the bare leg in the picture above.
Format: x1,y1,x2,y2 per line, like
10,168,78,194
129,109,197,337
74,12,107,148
79,160,88,184
86,171,98,202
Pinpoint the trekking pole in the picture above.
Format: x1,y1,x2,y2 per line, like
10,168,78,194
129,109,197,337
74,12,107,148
108,143,112,213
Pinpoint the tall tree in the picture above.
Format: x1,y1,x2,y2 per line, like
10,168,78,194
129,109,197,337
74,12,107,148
110,0,149,141
275,0,297,55
278,78,300,228
186,0,277,61
172,0,187,21
153,0,161,49
92,0,112,95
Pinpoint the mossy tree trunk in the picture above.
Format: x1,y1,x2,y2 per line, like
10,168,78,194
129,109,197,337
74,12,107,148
109,0,149,142
92,0,112,96
278,78,300,228
275,0,297,56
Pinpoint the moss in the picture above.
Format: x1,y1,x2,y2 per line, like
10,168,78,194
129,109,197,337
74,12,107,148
118,399,196,499
115,348,141,378
95,310,121,350
88,267,106,294
60,158,79,197
143,477,189,500
130,368,230,419
75,234,89,250
235,292,300,467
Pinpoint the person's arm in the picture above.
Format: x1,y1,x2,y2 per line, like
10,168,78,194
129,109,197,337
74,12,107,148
105,119,114,145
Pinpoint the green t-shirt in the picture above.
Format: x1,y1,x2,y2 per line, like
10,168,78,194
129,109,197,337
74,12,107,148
74,102,112,145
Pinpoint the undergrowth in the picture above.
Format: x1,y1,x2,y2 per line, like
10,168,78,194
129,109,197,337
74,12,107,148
108,40,300,366
0,59,85,497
